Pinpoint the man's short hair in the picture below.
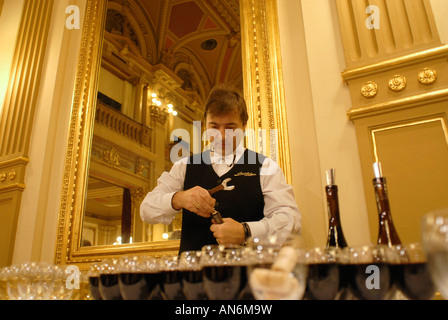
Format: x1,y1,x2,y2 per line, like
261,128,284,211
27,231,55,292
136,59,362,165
204,84,248,126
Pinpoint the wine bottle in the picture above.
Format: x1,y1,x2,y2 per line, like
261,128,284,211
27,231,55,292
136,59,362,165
325,169,348,248
372,162,402,246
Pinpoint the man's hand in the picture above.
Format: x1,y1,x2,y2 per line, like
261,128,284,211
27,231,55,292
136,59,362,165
172,186,216,218
210,218,245,245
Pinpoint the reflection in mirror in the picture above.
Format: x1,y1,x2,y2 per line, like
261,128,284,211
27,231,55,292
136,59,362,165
82,177,128,246
81,0,242,247
55,0,288,265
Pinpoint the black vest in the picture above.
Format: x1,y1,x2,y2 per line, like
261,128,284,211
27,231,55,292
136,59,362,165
179,149,265,253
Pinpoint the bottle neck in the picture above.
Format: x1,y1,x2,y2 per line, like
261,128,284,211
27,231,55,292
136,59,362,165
325,185,348,248
373,177,391,218
326,185,341,224
372,177,401,246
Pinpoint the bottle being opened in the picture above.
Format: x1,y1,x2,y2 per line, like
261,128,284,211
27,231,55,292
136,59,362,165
372,162,402,246
325,169,348,248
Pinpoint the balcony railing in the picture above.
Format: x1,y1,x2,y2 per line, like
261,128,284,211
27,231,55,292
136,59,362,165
95,101,152,149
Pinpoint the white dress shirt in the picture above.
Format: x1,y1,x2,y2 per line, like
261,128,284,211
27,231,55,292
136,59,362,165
140,144,301,243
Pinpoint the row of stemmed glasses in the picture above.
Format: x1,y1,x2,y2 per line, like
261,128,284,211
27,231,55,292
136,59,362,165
0,262,90,300
87,245,253,300
421,210,448,300
86,215,448,301
86,234,307,301
302,210,448,301
303,243,437,300
247,239,439,301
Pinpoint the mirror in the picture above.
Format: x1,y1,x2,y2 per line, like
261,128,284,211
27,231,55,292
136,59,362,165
79,0,244,248
55,0,290,266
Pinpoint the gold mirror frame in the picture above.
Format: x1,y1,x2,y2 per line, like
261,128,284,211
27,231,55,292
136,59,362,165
55,0,290,267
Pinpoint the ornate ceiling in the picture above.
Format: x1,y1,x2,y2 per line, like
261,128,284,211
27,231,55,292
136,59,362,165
104,0,242,105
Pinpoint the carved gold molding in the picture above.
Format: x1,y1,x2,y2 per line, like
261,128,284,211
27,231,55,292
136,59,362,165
348,88,448,120
342,45,448,81
0,157,29,192
55,0,109,265
240,0,291,184
361,81,378,98
149,104,169,125
418,67,437,84
388,75,407,92
102,146,121,167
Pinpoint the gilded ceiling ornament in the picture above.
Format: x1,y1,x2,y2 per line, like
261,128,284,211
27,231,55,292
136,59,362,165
418,67,437,85
103,146,120,167
388,75,407,92
150,104,168,125
135,160,146,176
361,81,378,98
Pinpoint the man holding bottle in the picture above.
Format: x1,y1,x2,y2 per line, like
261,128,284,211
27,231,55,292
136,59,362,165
140,84,301,253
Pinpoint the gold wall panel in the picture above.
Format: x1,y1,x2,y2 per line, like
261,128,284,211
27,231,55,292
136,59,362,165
354,101,448,244
336,0,448,246
370,116,448,244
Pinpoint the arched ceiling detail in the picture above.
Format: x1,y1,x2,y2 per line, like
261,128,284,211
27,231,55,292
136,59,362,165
104,0,242,103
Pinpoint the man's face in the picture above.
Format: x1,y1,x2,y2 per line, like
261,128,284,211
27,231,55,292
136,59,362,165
205,111,246,156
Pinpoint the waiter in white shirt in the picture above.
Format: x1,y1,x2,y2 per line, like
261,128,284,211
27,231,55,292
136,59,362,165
140,85,301,253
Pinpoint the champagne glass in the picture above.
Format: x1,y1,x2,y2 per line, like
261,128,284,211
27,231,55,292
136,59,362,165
201,244,246,300
17,262,38,300
16,262,54,300
5,265,21,300
390,243,435,300
86,262,102,300
98,259,122,300
159,255,186,300
37,262,56,300
49,265,69,300
0,267,8,300
71,269,91,300
304,247,341,300
339,245,393,300
421,210,448,299
118,255,152,300
179,251,207,300
246,237,307,300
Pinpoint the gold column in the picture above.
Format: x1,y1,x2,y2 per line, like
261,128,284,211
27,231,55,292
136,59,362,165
0,0,54,267
150,109,168,182
130,187,148,243
240,0,291,183
133,80,144,123
336,0,440,69
336,0,448,244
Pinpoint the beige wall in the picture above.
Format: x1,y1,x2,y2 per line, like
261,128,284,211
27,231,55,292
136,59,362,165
277,0,371,247
11,0,87,264
431,0,448,44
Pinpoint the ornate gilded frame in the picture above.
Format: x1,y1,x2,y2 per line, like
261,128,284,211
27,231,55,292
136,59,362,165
55,0,290,267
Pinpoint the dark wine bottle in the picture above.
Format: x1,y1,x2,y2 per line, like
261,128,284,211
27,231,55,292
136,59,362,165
372,162,402,246
325,169,348,248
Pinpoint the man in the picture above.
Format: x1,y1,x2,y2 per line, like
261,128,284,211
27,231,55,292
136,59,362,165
140,85,301,253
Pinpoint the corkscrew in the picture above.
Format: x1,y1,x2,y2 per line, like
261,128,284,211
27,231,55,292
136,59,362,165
208,178,235,224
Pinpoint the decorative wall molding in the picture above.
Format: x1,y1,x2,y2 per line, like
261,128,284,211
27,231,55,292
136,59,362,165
0,0,54,266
